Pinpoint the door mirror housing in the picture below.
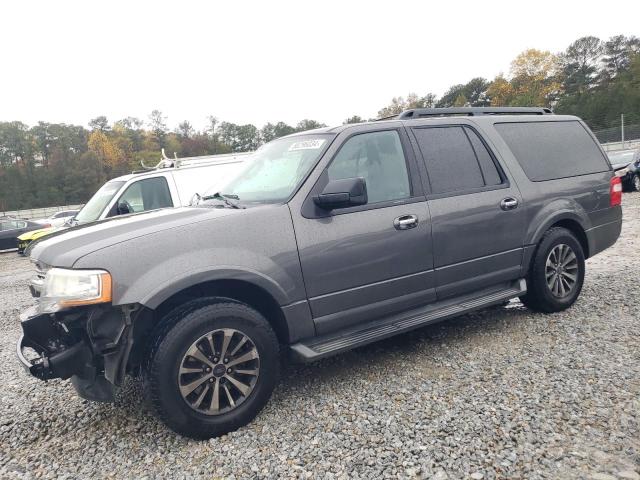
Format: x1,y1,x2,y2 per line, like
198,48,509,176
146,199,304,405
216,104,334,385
314,177,368,210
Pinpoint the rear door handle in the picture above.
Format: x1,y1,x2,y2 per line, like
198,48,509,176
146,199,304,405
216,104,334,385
500,197,519,211
394,214,418,230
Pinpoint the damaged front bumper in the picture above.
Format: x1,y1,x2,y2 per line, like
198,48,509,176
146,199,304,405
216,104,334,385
16,303,140,402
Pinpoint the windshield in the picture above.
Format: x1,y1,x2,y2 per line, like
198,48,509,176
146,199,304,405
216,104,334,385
202,134,332,205
74,181,125,223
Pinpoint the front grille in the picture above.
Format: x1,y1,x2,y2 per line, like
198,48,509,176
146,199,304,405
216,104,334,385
29,261,49,298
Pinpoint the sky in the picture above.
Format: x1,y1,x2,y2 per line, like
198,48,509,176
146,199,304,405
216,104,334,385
1,0,639,131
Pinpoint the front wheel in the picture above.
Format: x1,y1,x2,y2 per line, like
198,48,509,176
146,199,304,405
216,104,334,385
632,173,640,192
143,299,280,439
520,227,585,313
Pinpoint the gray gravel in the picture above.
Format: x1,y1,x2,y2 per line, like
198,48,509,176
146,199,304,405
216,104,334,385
1,196,639,479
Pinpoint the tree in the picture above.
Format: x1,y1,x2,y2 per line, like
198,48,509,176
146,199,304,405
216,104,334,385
176,121,195,139
88,116,110,131
295,119,327,132
148,109,168,147
486,75,515,106
486,50,562,108
601,35,640,80
218,122,261,152
343,115,365,124
87,130,124,171
561,36,602,94
377,93,437,118
261,121,295,143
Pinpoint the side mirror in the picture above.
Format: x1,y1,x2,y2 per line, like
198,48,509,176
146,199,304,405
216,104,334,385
314,177,367,210
117,202,132,215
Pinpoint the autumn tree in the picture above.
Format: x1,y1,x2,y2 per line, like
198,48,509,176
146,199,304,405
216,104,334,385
87,130,125,171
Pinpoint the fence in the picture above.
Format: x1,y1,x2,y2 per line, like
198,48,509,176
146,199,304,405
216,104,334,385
1,204,84,220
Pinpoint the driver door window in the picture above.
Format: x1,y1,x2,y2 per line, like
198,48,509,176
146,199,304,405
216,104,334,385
327,130,411,204
113,177,173,216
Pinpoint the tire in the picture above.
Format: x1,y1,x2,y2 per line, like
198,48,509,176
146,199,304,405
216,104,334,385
632,174,640,192
143,298,279,439
520,227,585,313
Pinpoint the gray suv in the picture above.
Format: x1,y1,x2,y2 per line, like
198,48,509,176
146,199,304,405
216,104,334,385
18,107,622,438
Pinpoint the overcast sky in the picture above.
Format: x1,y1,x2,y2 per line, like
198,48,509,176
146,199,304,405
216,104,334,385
1,0,638,130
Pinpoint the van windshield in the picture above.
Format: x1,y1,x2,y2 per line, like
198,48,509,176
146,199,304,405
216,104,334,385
74,181,125,223
202,134,332,205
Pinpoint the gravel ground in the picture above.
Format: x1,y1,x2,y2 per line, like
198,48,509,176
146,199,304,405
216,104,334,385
1,195,639,480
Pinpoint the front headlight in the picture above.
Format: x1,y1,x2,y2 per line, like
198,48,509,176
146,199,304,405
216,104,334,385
39,268,112,313
615,167,629,177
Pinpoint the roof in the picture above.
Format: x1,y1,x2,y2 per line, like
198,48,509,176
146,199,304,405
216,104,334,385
110,152,251,183
288,107,566,138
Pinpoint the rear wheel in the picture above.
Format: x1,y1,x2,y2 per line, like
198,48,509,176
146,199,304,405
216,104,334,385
520,227,585,313
143,299,279,439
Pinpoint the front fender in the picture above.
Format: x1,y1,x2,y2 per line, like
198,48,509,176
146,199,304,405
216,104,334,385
138,266,290,309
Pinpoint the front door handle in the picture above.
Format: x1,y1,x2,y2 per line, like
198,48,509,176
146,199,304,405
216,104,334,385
500,197,519,211
394,214,418,230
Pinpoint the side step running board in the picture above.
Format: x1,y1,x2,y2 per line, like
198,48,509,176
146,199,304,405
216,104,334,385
290,279,526,362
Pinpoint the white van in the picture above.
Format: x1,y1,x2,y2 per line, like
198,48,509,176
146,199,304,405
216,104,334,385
72,152,251,224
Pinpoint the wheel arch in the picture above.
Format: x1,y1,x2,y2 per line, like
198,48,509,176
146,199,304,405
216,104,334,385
152,279,291,346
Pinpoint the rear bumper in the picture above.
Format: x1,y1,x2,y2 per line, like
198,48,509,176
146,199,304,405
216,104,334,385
586,213,622,258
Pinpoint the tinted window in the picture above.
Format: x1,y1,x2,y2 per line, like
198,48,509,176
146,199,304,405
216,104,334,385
328,130,411,203
495,121,609,181
118,177,173,214
466,128,502,186
413,126,485,194
0,220,25,230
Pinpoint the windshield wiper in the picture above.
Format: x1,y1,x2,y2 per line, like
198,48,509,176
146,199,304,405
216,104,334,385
200,192,243,209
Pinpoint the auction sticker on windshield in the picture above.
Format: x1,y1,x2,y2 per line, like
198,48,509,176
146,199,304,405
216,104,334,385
288,139,326,151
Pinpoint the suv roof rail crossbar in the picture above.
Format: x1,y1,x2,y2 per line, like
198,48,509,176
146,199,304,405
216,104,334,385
398,107,553,119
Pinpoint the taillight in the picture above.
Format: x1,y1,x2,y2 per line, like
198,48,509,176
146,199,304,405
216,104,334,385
610,176,622,207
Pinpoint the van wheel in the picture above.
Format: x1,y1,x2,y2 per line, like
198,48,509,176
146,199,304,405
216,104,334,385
143,299,279,439
520,227,585,313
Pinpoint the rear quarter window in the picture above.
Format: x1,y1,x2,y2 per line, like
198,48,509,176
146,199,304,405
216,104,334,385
495,121,609,181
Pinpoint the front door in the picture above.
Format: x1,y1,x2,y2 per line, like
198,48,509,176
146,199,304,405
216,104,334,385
409,124,526,299
292,128,435,335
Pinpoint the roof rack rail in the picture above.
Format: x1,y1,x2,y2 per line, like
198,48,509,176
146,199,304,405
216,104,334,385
133,150,252,174
398,107,553,119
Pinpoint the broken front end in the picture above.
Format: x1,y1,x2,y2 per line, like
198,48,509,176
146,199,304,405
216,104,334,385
16,263,144,402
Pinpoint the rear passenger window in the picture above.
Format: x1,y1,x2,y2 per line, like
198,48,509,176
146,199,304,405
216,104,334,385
465,128,502,186
413,126,502,195
328,130,411,204
495,121,609,181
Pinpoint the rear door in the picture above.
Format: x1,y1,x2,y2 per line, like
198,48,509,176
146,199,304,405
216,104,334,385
409,124,526,299
292,126,435,335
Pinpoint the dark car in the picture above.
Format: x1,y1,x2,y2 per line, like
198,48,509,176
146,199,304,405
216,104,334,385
608,149,640,191
18,107,622,439
0,219,44,251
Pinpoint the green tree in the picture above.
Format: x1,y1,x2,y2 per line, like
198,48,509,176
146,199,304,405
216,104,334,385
561,36,602,94
88,116,110,131
343,115,365,124
295,119,327,132
261,121,295,142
